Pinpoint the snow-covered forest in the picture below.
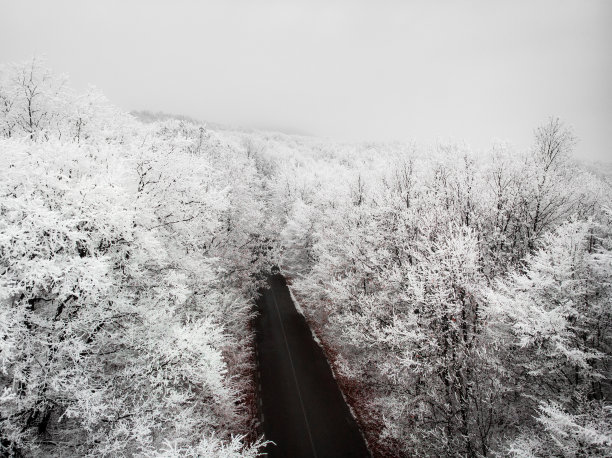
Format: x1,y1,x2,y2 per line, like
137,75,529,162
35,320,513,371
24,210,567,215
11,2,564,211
1,59,611,457
0,59,274,456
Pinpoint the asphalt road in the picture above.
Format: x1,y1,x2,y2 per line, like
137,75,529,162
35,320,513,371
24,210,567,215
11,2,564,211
254,274,370,458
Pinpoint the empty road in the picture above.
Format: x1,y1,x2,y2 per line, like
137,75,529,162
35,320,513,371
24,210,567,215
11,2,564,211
254,274,370,458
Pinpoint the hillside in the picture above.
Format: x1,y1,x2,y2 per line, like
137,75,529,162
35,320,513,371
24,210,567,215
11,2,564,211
1,59,611,457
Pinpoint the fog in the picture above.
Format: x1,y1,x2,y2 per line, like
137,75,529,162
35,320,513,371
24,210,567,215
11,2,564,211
2,0,610,160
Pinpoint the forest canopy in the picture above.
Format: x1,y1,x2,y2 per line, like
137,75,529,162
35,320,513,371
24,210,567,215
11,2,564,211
1,58,611,457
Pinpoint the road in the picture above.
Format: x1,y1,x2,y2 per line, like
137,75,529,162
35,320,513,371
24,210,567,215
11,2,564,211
254,274,370,458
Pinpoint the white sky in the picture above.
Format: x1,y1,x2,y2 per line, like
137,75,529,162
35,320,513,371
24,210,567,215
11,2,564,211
1,0,611,160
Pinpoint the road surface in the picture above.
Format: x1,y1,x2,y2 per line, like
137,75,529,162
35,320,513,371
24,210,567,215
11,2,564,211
254,274,370,458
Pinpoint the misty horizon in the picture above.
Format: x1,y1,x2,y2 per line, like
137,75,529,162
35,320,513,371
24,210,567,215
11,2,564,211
2,0,611,161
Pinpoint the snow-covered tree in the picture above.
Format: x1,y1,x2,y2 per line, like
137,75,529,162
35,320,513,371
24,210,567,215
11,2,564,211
0,60,269,456
488,218,612,456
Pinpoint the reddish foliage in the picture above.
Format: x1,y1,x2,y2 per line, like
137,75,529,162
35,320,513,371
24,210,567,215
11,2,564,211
240,320,261,444
290,291,401,457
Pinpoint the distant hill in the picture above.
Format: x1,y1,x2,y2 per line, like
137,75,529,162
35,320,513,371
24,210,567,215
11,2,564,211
131,110,207,126
579,159,612,183
130,110,313,138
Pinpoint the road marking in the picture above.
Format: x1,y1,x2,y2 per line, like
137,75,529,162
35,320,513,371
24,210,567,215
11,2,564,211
270,287,319,458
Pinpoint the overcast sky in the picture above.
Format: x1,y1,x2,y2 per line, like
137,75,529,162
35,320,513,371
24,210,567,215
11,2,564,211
2,0,611,160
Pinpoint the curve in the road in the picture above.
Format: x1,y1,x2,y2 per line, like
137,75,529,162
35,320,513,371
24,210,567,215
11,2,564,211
254,274,370,458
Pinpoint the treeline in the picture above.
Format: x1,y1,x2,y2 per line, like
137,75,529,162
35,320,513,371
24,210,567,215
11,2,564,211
1,58,610,457
270,123,612,455
0,59,277,456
